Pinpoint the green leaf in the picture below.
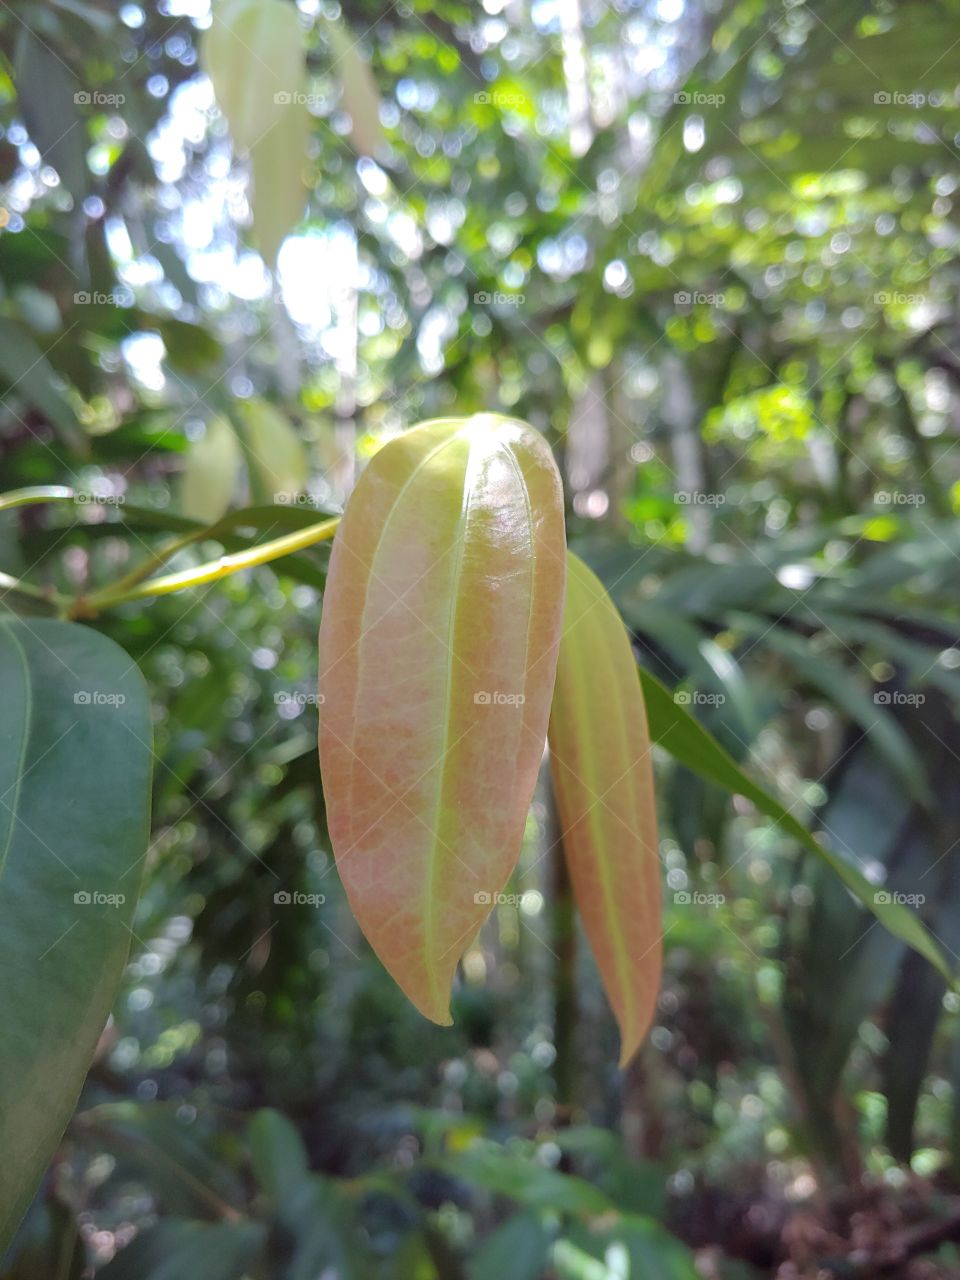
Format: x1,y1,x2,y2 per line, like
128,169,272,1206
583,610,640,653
638,666,954,985
97,1220,266,1280
202,0,306,153
13,26,87,198
0,319,85,450
556,1214,700,1280
468,1212,552,1280
731,614,932,806
249,103,309,268
0,619,152,1250
445,1145,612,1215
325,19,383,156
248,1108,310,1202
180,416,242,523
236,399,309,502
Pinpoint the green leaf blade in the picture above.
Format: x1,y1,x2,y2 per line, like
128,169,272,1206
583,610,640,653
0,619,152,1249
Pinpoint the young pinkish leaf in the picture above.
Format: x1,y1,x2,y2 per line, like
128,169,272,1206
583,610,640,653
548,551,662,1067
318,415,566,1024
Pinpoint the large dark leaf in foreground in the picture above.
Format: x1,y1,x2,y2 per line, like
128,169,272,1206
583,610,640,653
0,619,152,1249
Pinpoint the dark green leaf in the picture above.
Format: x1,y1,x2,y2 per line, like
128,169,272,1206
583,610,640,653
638,666,954,985
0,619,152,1249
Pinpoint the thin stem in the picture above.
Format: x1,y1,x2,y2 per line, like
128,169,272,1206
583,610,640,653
0,485,76,512
74,516,340,616
0,572,71,611
97,525,225,599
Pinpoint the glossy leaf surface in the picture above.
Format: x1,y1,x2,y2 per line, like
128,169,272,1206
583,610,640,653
0,619,152,1249
548,552,662,1067
318,415,566,1023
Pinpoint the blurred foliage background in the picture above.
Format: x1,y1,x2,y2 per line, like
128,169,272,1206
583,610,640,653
3,0,960,1274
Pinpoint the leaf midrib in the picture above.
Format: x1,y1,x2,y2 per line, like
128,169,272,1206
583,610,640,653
0,620,32,881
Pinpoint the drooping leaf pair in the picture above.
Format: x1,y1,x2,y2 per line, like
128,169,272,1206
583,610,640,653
317,415,663,1063
202,0,383,267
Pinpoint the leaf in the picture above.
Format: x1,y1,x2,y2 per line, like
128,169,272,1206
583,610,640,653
731,614,932,807
97,1220,266,1280
13,25,87,198
157,319,223,374
638,666,955,985
468,1211,552,1280
318,415,566,1024
548,552,662,1067
325,19,384,156
203,0,309,265
0,319,85,450
202,0,306,153
445,1145,612,1215
0,619,152,1250
556,1214,700,1280
236,399,309,502
249,94,309,268
180,416,242,523
248,1108,310,1202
